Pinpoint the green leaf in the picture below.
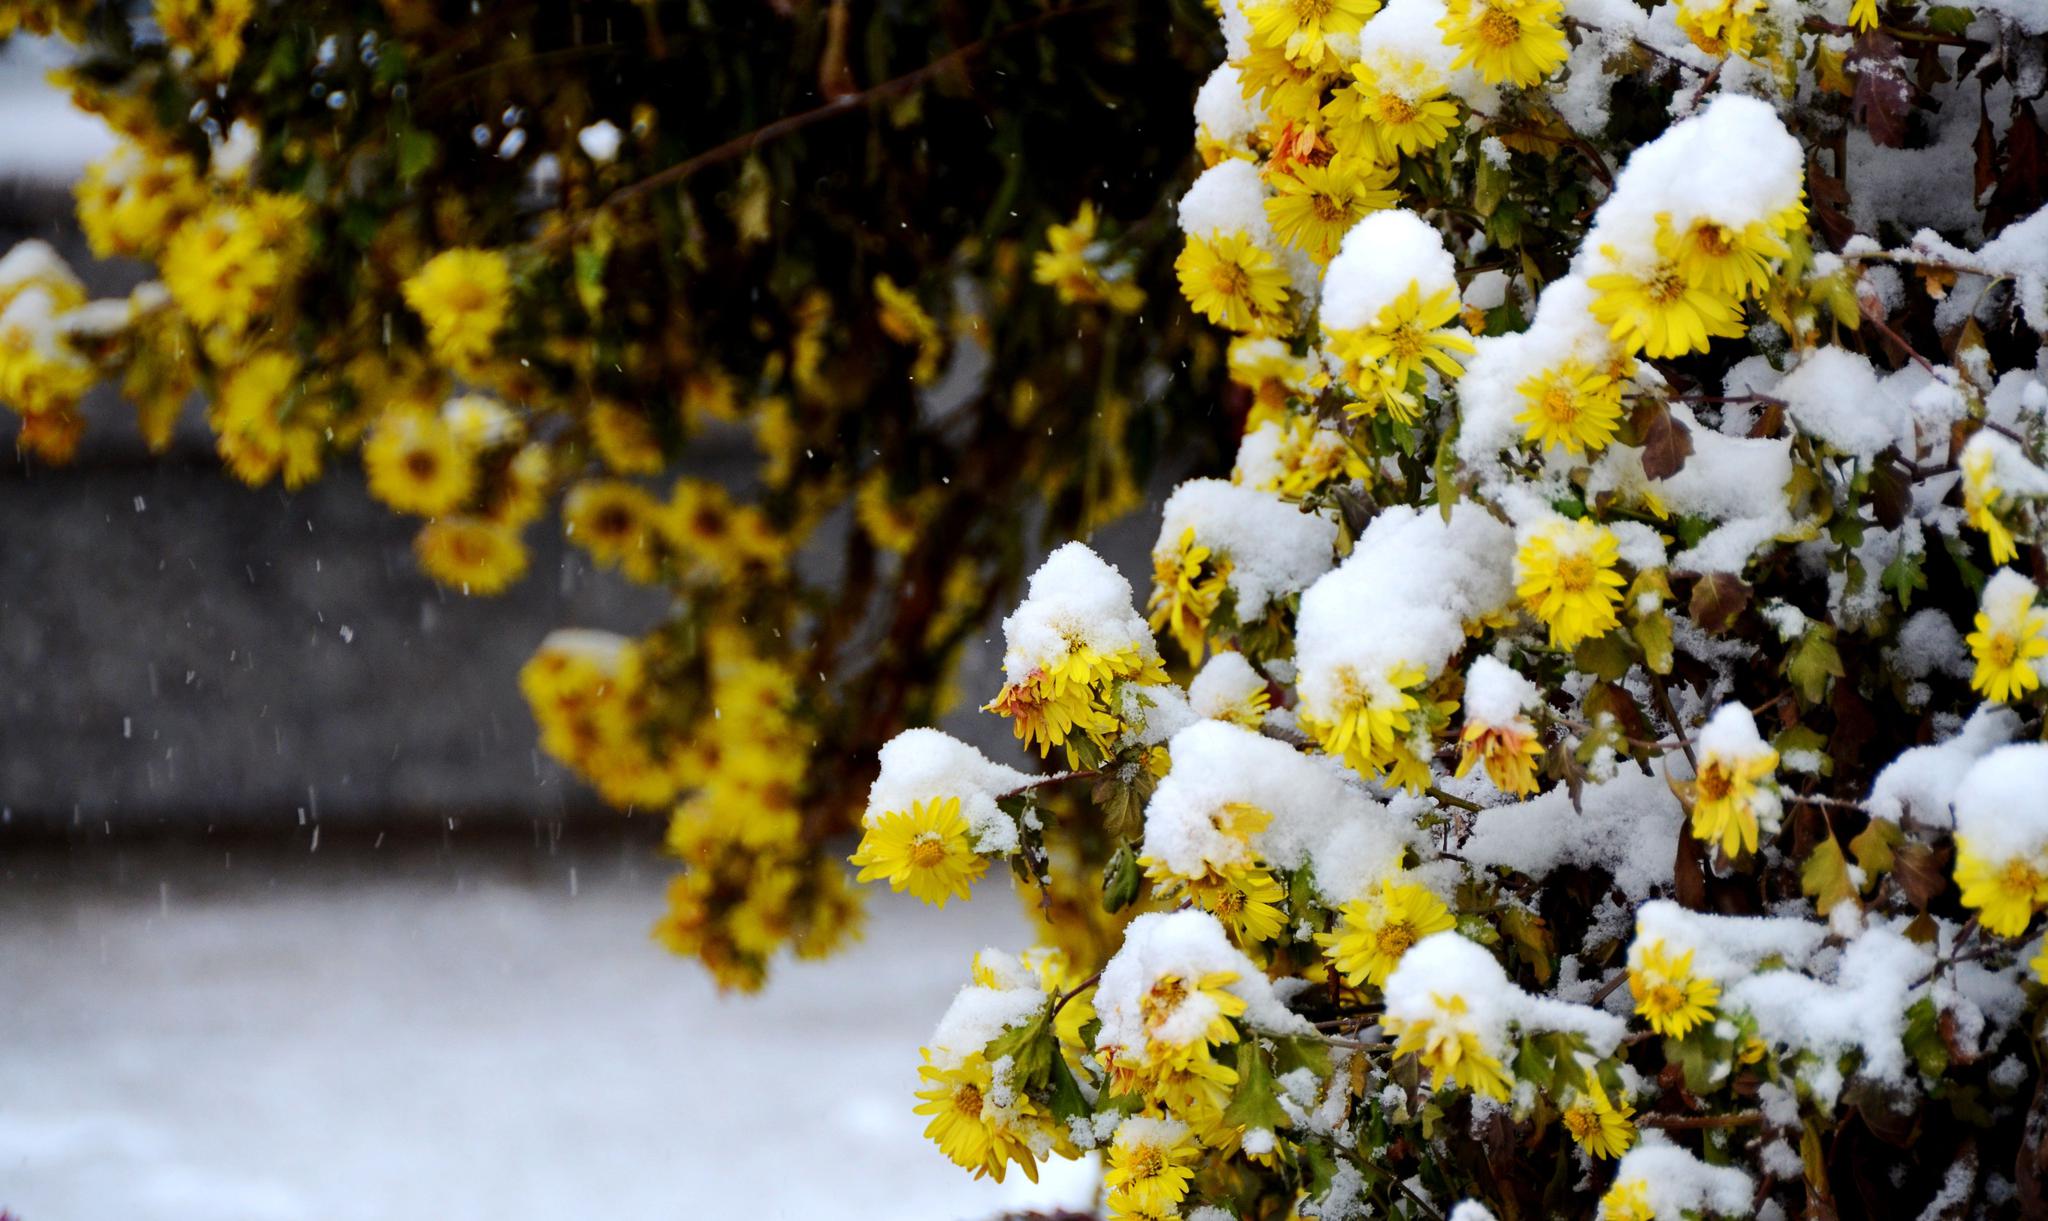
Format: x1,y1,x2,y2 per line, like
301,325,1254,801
1632,609,1675,676
1498,905,1555,985
1881,548,1927,609
1903,995,1949,1080
984,1012,1056,1094
1850,818,1903,884
1573,632,1632,682
1045,1047,1090,1122
1783,624,1846,705
396,128,438,186
1101,843,1141,913
1800,835,1856,916
1771,723,1833,778
1223,1039,1290,1131
1926,5,1975,35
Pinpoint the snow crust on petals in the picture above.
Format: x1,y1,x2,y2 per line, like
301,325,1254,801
1156,479,1339,616
1139,719,1403,894
1952,743,2048,864
1384,932,1625,1058
1178,157,1278,251
1319,209,1458,333
1094,909,1311,1056
998,542,1160,679
1608,1144,1753,1219
866,728,1035,855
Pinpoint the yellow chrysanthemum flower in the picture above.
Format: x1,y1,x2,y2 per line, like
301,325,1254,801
161,205,283,337
1303,659,1427,778
913,1051,1042,1183
1149,526,1230,662
986,643,1163,763
1514,358,1625,456
1441,0,1569,87
564,480,664,581
1675,0,1762,59
1598,1177,1657,1221
1103,1117,1198,1217
1319,877,1456,986
414,516,529,595
1324,57,1461,159
1967,577,2048,703
1265,157,1399,263
362,408,475,517
850,796,987,908
1690,743,1779,859
1627,940,1719,1038
1385,991,1515,1100
1662,215,1786,300
1326,282,1475,411
1962,442,2020,564
1187,862,1290,945
1587,247,1745,358
1176,231,1291,333
1560,1079,1637,1160
1954,836,2048,938
1515,519,1626,649
873,274,945,382
1246,0,1382,66
210,349,323,489
402,247,512,370
1140,969,1248,1054
1455,715,1544,796
1033,201,1146,313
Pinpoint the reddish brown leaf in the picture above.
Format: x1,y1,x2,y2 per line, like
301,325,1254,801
1991,100,2047,236
1851,34,1912,149
1892,840,1951,909
1636,399,1695,480
1687,571,1752,635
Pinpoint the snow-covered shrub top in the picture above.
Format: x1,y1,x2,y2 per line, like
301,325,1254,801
854,0,2048,1216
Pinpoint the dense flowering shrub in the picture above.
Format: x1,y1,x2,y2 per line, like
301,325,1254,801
0,0,1221,988
850,0,2048,1216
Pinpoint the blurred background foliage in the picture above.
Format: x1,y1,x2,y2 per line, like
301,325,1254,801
0,0,1228,987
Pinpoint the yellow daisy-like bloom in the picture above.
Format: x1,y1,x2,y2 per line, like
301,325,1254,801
402,248,512,370
1962,442,2020,565
1454,715,1544,796
564,480,664,581
1587,248,1745,359
1515,519,1626,649
1675,0,1762,59
1033,201,1146,313
414,516,529,595
1690,743,1779,859
587,400,664,476
1967,578,2048,703
210,349,323,489
1318,878,1456,987
1560,1079,1637,1160
1385,991,1514,1100
1246,0,1382,66
161,205,283,337
1441,0,1569,87
1327,282,1475,403
986,644,1163,763
1102,1118,1198,1217
1148,526,1230,662
1514,358,1624,456
1176,232,1291,334
362,409,475,517
1303,660,1427,778
1325,57,1461,159
1598,1177,1657,1221
1187,862,1290,945
913,1051,1042,1183
1627,940,1720,1038
1140,969,1248,1055
849,796,987,908
1265,157,1399,263
1661,215,1786,300
1953,836,2048,938
873,273,945,382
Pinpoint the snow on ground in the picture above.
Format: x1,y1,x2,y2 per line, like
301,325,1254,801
0,842,1096,1220
0,37,115,184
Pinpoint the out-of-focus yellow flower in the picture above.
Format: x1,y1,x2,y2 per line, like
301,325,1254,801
402,248,512,370
414,515,528,595
363,408,476,517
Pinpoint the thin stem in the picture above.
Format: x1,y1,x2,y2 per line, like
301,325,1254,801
1050,970,1101,1021
545,1,1117,243
1428,786,1484,814
1589,969,1630,1006
1859,299,1940,377
1647,673,1699,773
1638,1111,1763,1130
999,769,1101,799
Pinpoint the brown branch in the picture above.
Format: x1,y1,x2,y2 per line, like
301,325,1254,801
1589,968,1630,1006
1049,970,1101,1021
1638,1110,1764,1130
1859,299,1940,377
544,1,1118,244
1646,673,1699,773
999,769,1102,799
